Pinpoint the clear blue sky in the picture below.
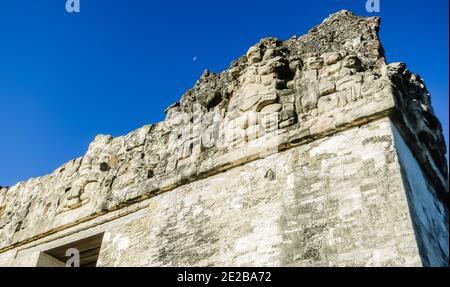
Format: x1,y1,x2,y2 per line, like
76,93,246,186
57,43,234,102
0,0,448,186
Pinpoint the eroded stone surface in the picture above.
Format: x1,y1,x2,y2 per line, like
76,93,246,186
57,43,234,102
0,10,447,266
94,118,434,267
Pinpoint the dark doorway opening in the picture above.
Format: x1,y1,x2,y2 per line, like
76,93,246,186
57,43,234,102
38,233,104,267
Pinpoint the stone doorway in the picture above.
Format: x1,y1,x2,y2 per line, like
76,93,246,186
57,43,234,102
37,233,104,267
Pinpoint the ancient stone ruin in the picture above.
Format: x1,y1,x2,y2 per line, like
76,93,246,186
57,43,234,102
0,10,448,267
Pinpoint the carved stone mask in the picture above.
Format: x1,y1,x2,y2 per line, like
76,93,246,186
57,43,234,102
246,46,263,63
343,55,361,69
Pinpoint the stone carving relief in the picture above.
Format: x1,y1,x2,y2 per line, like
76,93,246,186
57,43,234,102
226,39,297,147
293,51,390,124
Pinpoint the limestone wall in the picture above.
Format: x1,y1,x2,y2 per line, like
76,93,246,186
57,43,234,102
392,125,449,266
95,118,421,267
1,118,447,266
